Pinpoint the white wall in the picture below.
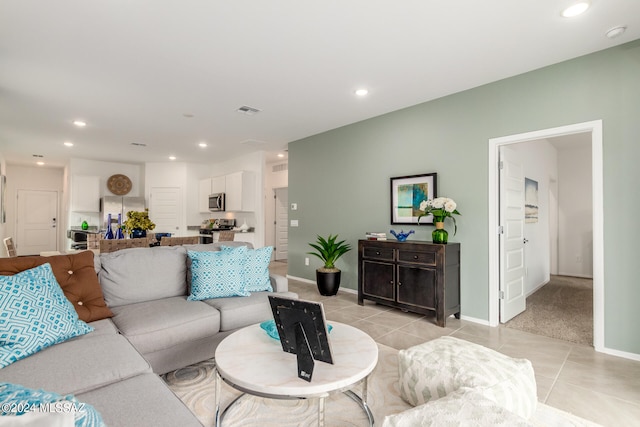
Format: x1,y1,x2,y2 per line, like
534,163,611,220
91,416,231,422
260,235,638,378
264,161,288,249
511,140,558,295
558,144,593,277
0,154,7,245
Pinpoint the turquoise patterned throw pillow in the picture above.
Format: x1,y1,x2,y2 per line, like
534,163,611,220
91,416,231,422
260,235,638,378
222,245,274,292
0,382,105,427
0,263,93,368
187,248,251,300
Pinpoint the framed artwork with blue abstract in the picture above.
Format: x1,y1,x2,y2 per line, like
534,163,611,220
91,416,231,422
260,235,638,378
390,173,437,224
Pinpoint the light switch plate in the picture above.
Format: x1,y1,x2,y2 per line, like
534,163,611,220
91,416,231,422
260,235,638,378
291,203,298,211
290,219,299,227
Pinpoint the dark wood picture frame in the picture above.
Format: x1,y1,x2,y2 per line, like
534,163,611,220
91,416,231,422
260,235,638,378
390,173,437,225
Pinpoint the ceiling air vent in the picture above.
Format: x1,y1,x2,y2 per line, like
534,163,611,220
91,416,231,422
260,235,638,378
236,105,261,116
272,163,288,172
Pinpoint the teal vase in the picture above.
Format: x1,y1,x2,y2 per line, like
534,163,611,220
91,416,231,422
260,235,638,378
432,222,448,244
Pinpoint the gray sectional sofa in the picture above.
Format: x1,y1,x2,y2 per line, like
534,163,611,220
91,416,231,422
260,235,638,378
0,242,296,426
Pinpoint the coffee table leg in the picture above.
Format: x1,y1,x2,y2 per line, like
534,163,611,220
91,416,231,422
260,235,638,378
318,395,325,427
215,369,222,427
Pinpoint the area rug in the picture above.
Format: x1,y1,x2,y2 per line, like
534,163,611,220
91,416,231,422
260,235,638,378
163,342,600,426
505,275,593,345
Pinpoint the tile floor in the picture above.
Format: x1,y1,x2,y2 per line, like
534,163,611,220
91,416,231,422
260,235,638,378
270,261,640,426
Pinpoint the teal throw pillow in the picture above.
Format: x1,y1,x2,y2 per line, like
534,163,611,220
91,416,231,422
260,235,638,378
0,382,105,426
0,263,93,368
222,245,274,292
187,248,251,300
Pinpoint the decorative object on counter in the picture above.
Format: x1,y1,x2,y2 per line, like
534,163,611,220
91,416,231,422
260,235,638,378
81,220,89,230
238,220,250,232
307,234,352,296
390,173,438,225
418,197,461,244
103,214,114,240
107,174,132,196
389,229,414,242
116,213,125,239
121,209,156,238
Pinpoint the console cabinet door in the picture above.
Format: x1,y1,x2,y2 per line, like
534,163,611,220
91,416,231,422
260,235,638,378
397,265,436,310
362,260,395,301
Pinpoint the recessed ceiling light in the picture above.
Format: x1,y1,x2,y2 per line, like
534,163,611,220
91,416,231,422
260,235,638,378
169,156,176,161
277,153,285,158
606,25,627,39
198,142,208,148
36,161,45,166
561,1,590,18
355,88,369,96
64,141,74,147
73,120,87,127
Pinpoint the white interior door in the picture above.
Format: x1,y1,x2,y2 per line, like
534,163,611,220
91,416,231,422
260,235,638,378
149,187,182,235
500,146,527,322
274,188,288,260
16,189,58,255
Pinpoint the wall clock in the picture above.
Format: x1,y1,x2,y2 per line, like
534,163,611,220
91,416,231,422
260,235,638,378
107,174,132,195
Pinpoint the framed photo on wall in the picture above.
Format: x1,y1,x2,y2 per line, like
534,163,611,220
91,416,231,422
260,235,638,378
390,173,437,224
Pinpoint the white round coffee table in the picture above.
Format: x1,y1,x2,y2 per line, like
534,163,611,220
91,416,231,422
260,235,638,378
214,322,378,426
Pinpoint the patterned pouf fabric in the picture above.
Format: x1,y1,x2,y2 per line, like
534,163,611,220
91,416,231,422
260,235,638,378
398,336,537,419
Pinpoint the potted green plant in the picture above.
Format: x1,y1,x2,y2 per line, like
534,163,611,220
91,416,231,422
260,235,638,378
121,209,156,238
307,234,352,296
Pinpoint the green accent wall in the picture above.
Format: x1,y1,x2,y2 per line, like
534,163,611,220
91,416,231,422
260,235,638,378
288,40,640,355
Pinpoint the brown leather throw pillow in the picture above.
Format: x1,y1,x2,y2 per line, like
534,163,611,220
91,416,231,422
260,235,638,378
0,250,113,322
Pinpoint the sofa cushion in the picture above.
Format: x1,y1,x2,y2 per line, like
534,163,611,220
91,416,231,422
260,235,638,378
203,291,298,331
222,245,274,292
99,246,188,307
398,336,537,419
0,250,113,322
76,373,202,427
187,248,250,300
0,263,93,368
382,388,532,427
0,333,151,396
0,382,105,426
109,296,221,355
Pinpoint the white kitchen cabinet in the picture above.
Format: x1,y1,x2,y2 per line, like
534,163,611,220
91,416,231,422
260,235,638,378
224,171,255,212
198,178,212,213
71,175,100,212
211,175,226,194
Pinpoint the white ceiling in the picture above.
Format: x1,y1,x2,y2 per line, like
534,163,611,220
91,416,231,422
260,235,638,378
1,1,638,168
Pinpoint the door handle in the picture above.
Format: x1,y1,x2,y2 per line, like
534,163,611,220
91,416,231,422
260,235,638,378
523,238,529,244
52,218,57,228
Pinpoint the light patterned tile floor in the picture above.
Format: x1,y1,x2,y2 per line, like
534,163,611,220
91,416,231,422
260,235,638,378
270,261,640,426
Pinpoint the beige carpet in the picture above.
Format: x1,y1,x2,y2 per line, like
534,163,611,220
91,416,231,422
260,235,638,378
163,342,600,426
505,275,593,346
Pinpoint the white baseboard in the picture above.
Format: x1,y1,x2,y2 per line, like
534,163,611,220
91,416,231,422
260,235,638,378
526,280,549,297
286,274,315,285
556,272,594,279
459,315,491,326
598,346,640,362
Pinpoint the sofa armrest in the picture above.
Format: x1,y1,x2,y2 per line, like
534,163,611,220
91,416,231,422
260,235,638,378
269,274,288,293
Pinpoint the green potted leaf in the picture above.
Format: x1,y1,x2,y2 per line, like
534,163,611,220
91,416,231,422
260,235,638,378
307,234,352,296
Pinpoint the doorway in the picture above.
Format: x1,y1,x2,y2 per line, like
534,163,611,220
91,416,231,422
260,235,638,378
16,189,58,255
488,120,604,351
149,187,182,235
274,187,288,261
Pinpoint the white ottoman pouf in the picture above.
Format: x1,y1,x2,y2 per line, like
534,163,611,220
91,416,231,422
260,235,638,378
398,336,537,419
382,388,533,427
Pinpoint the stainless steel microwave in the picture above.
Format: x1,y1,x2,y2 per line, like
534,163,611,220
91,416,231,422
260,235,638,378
208,193,225,211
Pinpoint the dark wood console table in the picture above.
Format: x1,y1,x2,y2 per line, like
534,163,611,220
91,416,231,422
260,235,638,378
357,239,460,327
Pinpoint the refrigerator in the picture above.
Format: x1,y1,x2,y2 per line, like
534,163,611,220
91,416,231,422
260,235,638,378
100,196,145,231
